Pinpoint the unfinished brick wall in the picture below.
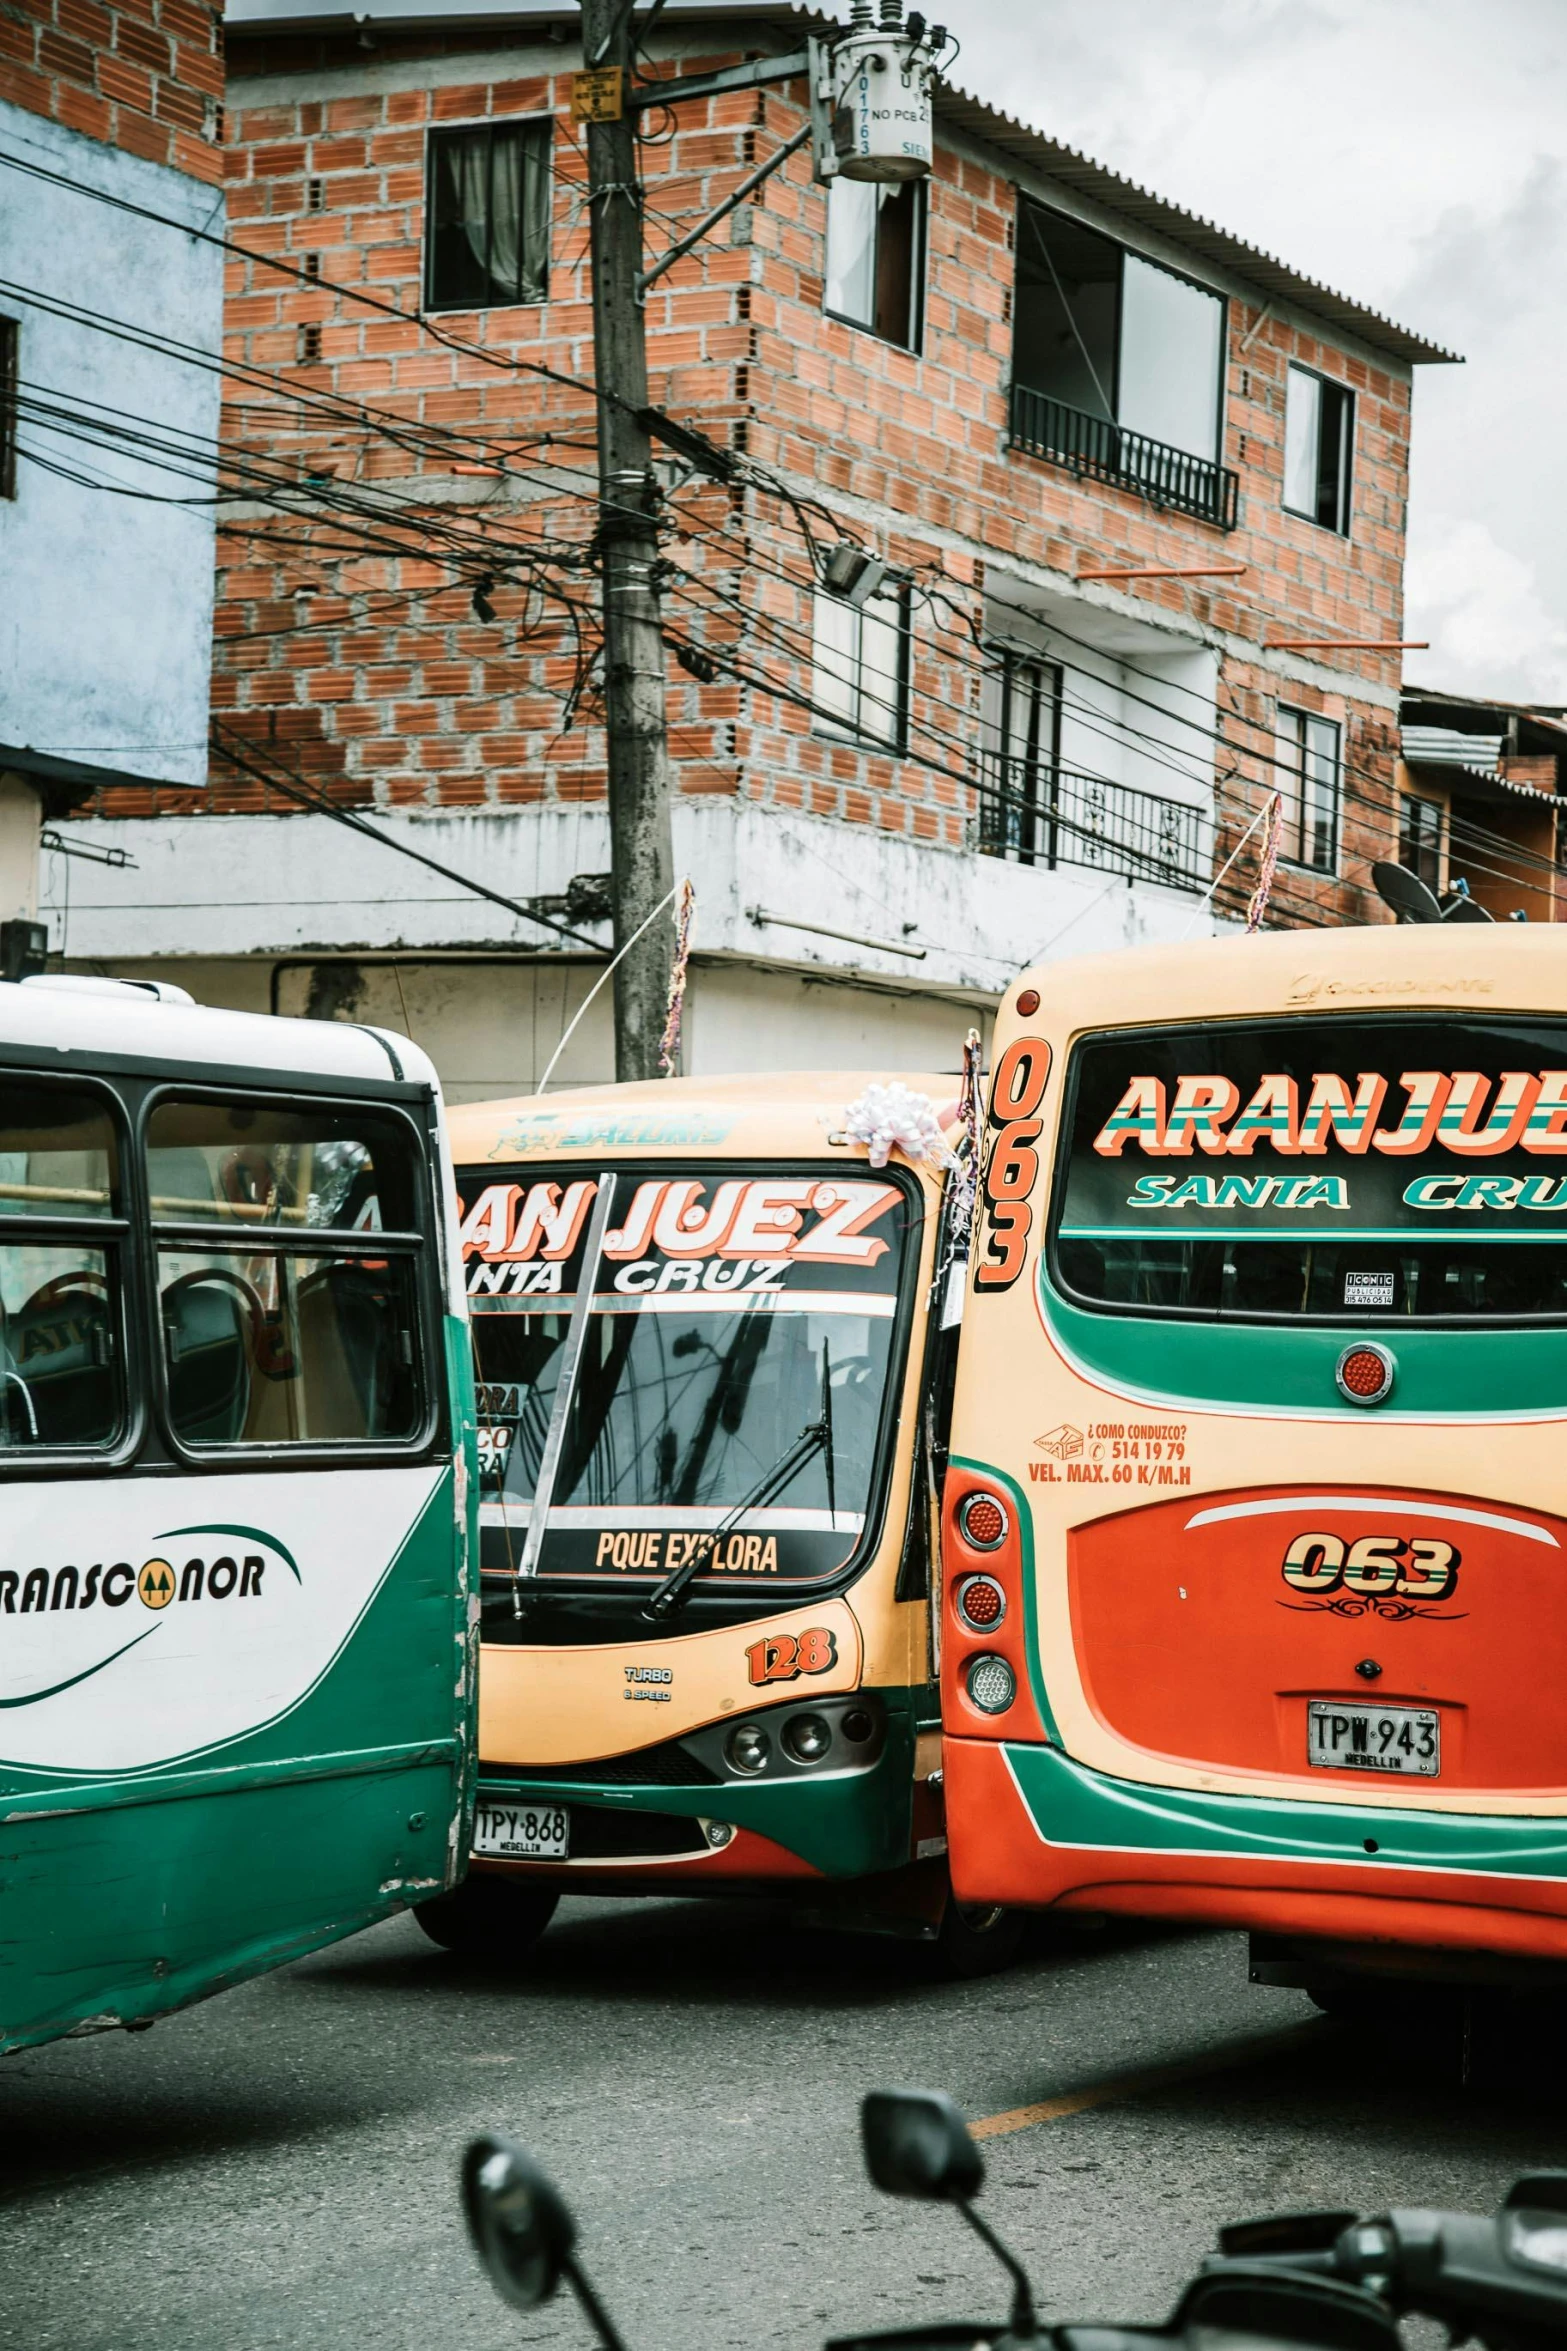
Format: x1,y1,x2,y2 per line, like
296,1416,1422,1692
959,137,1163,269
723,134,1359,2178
202,22,1408,926
0,0,224,182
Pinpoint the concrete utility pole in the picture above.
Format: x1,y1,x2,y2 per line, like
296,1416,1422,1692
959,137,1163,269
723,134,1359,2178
578,0,676,1082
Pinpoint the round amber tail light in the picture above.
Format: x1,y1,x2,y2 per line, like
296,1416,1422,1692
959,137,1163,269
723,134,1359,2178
959,1491,1008,1550
1336,1342,1395,1406
956,1573,1006,1629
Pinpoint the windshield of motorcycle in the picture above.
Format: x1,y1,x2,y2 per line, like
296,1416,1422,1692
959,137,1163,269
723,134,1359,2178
458,1163,917,1587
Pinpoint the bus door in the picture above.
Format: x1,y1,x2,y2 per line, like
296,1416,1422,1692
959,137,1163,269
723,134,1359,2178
1,1054,475,2052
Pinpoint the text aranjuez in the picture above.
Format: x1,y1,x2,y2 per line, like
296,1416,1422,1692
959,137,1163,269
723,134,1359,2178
457,1174,902,1291
1094,1066,1567,1216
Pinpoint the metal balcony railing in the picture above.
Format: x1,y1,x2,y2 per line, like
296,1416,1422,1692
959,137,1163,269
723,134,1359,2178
977,755,1209,890
1008,385,1240,531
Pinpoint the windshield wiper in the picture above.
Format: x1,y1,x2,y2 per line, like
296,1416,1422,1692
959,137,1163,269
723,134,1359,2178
643,1341,836,1624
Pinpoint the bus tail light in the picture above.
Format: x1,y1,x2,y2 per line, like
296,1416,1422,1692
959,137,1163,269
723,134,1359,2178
1337,1342,1395,1406
966,1654,1016,1715
956,1573,1005,1629
942,1471,1047,1746
959,1491,1008,1549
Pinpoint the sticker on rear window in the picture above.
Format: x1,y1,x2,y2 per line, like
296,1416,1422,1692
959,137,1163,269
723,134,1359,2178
1344,1271,1395,1306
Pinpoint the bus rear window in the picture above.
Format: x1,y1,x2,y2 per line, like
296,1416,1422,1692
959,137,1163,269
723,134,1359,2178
1053,1016,1567,1324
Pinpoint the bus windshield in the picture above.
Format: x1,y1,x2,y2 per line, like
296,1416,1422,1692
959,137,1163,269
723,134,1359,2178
1054,1014,1567,1324
460,1163,915,1586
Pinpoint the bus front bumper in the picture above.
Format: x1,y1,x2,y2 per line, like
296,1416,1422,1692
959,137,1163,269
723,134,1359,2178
471,1700,932,1887
947,1736,1567,1964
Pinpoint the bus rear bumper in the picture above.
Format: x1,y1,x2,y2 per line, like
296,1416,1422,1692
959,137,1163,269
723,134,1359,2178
946,1737,1567,1965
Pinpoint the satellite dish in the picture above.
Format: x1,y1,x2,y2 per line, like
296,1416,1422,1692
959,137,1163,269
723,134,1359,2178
1371,861,1442,925
1441,892,1494,923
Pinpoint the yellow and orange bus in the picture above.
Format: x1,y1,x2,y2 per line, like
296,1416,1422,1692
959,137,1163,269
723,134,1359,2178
942,923,1567,1999
419,1070,1020,1973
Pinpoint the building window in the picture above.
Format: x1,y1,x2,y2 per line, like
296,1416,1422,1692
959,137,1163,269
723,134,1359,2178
1400,792,1445,891
425,120,551,312
1276,707,1340,872
980,651,1062,862
0,316,17,501
812,583,909,752
1010,201,1231,525
1283,363,1353,533
824,177,925,351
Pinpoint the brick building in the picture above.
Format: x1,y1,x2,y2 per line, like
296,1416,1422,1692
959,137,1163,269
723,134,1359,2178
58,0,1455,1092
0,0,224,948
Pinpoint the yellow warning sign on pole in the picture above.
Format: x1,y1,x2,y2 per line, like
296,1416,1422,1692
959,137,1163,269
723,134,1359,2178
571,66,624,122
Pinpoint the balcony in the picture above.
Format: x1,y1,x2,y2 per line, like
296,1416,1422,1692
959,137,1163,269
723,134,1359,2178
1008,385,1239,531
977,756,1208,891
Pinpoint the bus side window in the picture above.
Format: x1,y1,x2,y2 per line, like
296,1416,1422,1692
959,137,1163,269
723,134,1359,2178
0,1081,127,1456
148,1095,430,1453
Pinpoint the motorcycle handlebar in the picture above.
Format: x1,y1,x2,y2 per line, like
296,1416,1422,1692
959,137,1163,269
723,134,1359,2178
1203,2183,1567,2349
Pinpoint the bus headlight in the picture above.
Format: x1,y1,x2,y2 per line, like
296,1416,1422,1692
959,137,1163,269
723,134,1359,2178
783,1712,832,1765
725,1723,770,1775
966,1654,1016,1715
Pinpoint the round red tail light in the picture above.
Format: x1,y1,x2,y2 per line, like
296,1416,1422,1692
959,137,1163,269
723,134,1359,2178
959,1492,1008,1550
956,1573,1005,1629
1336,1342,1394,1406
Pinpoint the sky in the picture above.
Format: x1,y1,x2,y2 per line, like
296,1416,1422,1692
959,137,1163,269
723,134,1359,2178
954,0,1567,707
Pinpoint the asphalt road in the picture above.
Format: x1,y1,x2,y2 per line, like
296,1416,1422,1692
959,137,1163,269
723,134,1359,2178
3,1897,1566,2351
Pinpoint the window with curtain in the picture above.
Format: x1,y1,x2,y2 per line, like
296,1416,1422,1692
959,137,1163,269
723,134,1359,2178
1284,363,1354,533
1276,707,1341,873
811,584,909,752
980,651,1062,863
426,120,552,311
1400,793,1445,892
1013,202,1224,462
824,177,925,351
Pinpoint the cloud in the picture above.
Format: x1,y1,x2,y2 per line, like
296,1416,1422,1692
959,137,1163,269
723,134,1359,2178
1405,518,1567,701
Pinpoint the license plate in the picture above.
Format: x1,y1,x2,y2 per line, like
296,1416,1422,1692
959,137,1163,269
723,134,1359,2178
473,1803,570,1859
1307,1702,1439,1777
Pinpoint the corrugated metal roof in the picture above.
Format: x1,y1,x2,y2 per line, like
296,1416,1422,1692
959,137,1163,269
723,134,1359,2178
228,0,1459,365
933,82,1459,368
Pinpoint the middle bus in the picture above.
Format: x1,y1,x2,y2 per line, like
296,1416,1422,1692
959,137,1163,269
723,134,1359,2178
424,1070,1019,1973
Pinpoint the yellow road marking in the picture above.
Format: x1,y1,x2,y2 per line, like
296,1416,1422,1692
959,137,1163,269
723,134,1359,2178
969,2022,1328,2140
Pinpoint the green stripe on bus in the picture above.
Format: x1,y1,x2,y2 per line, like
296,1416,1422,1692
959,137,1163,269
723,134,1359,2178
1040,1276,1567,1416
1003,1741,1567,1882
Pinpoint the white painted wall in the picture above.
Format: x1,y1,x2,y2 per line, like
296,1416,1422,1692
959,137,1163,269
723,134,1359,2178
0,106,222,791
58,796,1216,1096
49,797,1215,983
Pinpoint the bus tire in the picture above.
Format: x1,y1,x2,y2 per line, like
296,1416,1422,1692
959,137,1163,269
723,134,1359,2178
932,1897,1026,1980
414,1874,559,1959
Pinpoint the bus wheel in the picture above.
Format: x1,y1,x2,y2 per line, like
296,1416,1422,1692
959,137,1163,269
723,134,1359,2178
932,1897,1025,1980
414,1874,559,1959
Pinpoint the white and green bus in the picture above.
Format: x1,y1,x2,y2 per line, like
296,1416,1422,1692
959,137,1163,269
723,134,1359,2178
0,975,478,2054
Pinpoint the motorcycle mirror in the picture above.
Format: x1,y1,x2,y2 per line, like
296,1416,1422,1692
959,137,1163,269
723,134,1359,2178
462,2134,577,2313
862,2090,984,2203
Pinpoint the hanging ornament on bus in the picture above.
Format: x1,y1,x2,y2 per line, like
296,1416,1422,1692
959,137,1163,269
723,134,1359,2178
815,2,948,185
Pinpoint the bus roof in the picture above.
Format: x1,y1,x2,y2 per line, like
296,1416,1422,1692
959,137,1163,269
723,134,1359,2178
0,976,440,1089
448,1068,959,1168
1004,921,1567,1031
